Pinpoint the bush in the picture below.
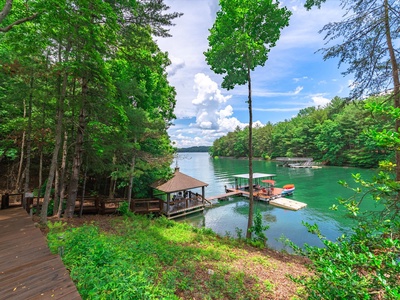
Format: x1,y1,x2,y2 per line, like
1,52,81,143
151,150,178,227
290,220,400,299
248,211,269,248
117,201,133,217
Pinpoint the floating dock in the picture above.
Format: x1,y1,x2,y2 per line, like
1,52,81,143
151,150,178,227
209,189,307,211
269,197,307,211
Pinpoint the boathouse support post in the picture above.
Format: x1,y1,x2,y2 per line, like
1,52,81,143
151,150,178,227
202,187,205,204
166,193,170,217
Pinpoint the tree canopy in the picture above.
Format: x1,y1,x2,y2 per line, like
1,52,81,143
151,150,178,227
0,0,181,222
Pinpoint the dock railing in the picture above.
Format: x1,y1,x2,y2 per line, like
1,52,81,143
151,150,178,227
131,198,163,214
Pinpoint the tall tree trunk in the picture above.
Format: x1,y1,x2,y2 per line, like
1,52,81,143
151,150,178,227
53,167,59,215
36,150,42,215
40,42,70,223
109,154,117,199
127,146,136,207
57,130,68,218
0,1,13,24
127,136,138,205
15,99,25,192
79,166,88,217
41,106,64,223
246,69,254,239
384,0,400,181
23,76,33,210
65,86,87,218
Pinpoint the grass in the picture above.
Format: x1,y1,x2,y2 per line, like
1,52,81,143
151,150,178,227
46,214,309,299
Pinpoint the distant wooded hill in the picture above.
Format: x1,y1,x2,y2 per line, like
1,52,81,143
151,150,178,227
177,146,210,152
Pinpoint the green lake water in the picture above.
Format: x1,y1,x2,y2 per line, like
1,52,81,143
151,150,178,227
174,153,379,251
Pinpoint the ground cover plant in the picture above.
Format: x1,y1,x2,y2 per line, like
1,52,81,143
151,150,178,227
46,214,309,299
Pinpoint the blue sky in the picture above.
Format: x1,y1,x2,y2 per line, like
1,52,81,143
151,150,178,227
157,0,351,148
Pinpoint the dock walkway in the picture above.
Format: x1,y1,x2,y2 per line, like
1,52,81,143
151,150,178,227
0,207,81,299
206,191,243,201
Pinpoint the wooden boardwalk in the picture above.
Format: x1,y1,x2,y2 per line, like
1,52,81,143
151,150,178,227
206,191,243,201
0,207,81,299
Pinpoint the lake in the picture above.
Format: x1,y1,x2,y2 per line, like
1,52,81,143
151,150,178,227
173,153,378,251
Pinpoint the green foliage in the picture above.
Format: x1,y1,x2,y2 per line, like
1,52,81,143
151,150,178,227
204,0,291,90
235,227,244,240
116,201,133,217
0,0,179,200
248,211,269,248
290,220,400,299
46,215,275,299
210,96,392,167
289,97,400,299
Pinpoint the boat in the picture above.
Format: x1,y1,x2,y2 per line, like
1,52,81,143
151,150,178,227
281,184,295,196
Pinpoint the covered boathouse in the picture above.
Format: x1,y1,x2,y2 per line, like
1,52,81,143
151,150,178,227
150,167,210,219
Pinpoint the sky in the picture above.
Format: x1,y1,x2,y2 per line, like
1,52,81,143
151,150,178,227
157,0,351,148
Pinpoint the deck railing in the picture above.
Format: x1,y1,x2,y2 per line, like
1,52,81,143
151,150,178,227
131,198,163,214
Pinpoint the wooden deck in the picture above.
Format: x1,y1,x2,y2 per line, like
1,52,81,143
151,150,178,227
225,188,307,210
226,187,284,200
0,207,81,299
206,191,243,201
164,197,206,219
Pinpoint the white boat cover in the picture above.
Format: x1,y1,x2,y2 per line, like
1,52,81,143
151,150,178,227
232,173,276,179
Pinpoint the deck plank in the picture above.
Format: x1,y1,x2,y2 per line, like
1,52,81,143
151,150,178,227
206,191,243,201
0,207,81,299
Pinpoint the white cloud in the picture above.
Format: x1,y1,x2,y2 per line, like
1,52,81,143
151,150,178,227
230,85,304,97
168,74,258,147
293,76,309,82
191,73,240,130
294,86,303,94
192,73,231,105
311,94,330,107
166,56,185,76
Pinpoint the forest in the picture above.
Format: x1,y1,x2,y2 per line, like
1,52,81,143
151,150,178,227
209,95,393,168
0,0,182,221
177,146,210,152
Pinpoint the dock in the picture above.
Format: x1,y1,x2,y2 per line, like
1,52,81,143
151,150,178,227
270,197,307,211
206,191,243,201
0,207,81,299
213,189,307,211
275,157,314,168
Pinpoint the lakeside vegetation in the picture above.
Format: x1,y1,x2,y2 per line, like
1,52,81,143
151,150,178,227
177,146,210,153
210,96,392,168
46,213,309,299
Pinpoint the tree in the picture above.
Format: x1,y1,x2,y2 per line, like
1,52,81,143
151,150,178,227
0,0,180,222
0,0,38,32
205,0,290,238
305,0,400,180
286,2,400,297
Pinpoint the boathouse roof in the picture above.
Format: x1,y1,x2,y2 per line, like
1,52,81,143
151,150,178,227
150,168,208,193
233,173,276,179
